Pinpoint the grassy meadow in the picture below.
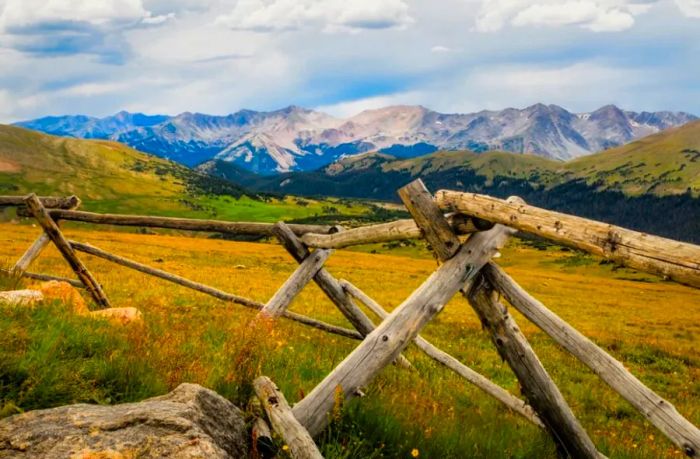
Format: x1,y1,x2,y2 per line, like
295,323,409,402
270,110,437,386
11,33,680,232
1,221,699,458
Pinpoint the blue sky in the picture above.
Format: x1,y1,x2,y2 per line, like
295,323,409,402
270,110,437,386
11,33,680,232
0,0,699,122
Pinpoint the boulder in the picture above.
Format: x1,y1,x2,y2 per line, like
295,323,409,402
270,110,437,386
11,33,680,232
0,290,43,306
34,280,89,314
90,307,143,325
0,383,248,458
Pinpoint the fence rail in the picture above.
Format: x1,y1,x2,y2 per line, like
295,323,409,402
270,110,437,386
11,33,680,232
2,183,699,459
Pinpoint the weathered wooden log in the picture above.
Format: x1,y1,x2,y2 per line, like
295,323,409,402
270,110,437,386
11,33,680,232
338,278,544,428
292,223,514,437
2,269,85,288
12,198,81,276
24,194,111,309
36,209,332,236
466,278,601,459
399,180,461,261
68,240,361,340
436,190,700,289
484,262,700,457
273,222,412,369
253,376,324,459
259,249,332,318
300,213,492,249
273,222,378,337
0,195,80,209
12,234,52,276
252,416,276,459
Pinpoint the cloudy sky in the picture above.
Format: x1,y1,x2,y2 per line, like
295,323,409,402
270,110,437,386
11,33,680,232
0,0,698,122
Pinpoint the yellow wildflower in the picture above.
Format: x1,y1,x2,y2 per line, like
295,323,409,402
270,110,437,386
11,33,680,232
411,448,420,457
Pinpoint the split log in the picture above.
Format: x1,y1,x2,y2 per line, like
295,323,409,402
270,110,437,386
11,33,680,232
37,209,331,236
252,417,276,458
253,376,324,459
69,240,361,340
436,190,700,289
292,223,514,437
399,180,461,261
260,249,332,318
466,278,601,459
300,214,492,249
12,233,52,276
272,222,378,337
484,262,700,457
249,396,277,459
339,278,543,428
12,198,81,276
0,195,80,209
24,194,111,309
272,222,412,369
1,269,84,288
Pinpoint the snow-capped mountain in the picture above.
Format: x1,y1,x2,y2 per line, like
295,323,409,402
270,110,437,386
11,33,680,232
14,104,696,174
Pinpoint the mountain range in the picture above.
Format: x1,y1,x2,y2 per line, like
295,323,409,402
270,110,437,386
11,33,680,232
15,104,696,174
203,120,700,242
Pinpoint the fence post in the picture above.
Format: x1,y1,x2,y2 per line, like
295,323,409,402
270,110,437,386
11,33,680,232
399,181,601,458
467,278,601,458
23,193,111,309
273,222,412,368
259,249,332,318
339,278,544,428
11,195,81,277
292,221,513,436
254,376,324,459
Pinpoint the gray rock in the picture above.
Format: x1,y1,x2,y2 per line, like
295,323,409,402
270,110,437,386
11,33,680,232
0,383,248,458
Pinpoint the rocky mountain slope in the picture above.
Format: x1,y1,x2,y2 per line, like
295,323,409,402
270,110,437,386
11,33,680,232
16,104,696,173
207,120,700,242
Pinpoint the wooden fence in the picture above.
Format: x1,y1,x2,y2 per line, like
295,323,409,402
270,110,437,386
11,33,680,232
1,180,699,459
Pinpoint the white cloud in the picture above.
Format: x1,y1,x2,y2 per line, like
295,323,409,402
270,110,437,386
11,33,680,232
430,45,452,53
216,0,413,33
475,0,656,32
675,0,700,17
315,94,420,118
0,0,172,31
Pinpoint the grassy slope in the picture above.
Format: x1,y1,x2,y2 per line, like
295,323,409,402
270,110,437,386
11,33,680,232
1,223,698,458
0,124,373,221
566,120,700,196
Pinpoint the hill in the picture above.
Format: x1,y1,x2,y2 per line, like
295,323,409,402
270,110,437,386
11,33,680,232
15,104,696,173
207,121,700,242
0,125,377,223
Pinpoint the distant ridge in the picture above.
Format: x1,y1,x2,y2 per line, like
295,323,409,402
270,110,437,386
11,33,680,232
15,104,696,174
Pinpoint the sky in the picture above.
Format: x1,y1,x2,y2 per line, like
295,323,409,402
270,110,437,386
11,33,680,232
0,0,698,123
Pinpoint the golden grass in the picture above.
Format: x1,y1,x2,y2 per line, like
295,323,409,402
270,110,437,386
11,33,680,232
1,221,699,458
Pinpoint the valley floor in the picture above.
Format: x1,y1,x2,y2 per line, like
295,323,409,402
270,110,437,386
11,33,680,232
1,222,699,458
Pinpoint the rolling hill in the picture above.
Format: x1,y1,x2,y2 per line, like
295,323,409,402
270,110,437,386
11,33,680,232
16,104,695,173
0,124,376,222
204,120,700,242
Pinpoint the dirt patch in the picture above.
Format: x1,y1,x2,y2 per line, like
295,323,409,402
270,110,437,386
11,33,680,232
0,159,20,173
